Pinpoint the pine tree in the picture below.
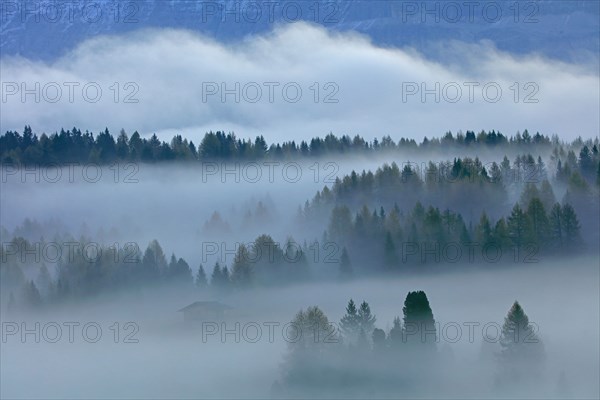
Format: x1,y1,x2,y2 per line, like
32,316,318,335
519,183,539,208
507,203,529,251
211,262,223,287
476,212,493,247
539,180,556,210
142,240,167,280
172,257,192,283
526,198,550,246
499,301,545,379
340,299,360,341
500,301,539,351
221,266,230,284
328,205,353,240
492,217,511,250
357,301,376,337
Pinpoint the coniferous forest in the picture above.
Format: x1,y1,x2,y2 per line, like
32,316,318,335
2,127,598,307
2,125,599,399
2,4,599,398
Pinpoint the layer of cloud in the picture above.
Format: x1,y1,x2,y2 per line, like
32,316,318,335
1,22,598,142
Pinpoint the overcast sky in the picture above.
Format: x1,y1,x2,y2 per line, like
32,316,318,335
1,23,598,143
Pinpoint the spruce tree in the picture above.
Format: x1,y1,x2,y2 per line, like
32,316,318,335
211,262,223,288
507,203,529,251
402,291,436,347
358,301,376,337
498,300,545,382
340,299,360,341
526,198,550,246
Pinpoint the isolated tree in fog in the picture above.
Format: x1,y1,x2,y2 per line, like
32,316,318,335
500,301,541,353
497,301,545,387
402,291,436,346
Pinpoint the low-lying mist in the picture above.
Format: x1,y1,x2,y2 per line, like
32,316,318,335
1,256,598,399
0,145,582,267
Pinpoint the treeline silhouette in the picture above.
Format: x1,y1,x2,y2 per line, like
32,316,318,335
2,125,596,164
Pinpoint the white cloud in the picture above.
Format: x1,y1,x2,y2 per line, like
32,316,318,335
1,22,598,142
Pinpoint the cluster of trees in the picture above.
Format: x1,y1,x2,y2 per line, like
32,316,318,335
1,234,316,312
323,194,582,273
276,291,544,397
302,148,598,227
0,184,586,312
201,234,311,291
2,125,596,165
301,157,509,223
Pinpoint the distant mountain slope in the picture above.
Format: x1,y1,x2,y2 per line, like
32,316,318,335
1,0,598,63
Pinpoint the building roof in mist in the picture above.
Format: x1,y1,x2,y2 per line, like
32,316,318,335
177,301,233,312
